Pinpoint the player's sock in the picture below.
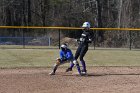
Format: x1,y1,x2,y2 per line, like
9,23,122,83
76,63,81,74
52,65,58,73
70,62,74,69
80,60,86,72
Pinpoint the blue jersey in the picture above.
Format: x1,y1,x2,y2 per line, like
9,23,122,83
60,48,73,61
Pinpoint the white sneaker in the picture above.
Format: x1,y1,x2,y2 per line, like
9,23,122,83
49,71,55,75
81,71,87,76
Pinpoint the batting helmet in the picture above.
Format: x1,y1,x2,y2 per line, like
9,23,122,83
82,22,91,28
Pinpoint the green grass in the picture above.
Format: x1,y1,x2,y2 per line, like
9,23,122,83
0,45,58,49
0,49,140,68
0,49,59,68
86,50,140,66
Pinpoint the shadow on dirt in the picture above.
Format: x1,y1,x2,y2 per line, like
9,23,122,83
62,73,140,77
87,73,140,77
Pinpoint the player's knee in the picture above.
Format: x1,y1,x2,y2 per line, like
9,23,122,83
56,58,61,65
80,57,84,61
73,60,78,65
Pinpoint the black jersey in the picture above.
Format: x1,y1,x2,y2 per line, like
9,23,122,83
78,30,93,45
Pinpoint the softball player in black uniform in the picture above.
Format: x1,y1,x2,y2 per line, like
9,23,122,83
66,22,93,75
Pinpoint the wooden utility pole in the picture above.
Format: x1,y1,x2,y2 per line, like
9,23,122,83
118,0,122,28
28,0,31,26
96,0,102,28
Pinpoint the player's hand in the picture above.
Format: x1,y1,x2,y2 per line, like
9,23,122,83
61,57,67,61
56,58,60,61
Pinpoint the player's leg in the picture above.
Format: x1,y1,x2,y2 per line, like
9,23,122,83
74,45,82,60
73,60,82,75
66,45,81,72
65,61,74,72
74,45,82,74
80,46,88,74
49,58,61,75
66,60,81,75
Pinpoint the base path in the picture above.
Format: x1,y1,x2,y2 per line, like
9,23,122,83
0,67,140,93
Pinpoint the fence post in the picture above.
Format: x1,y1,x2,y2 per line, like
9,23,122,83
22,29,25,49
58,29,61,49
129,30,132,50
48,37,51,46
94,30,97,50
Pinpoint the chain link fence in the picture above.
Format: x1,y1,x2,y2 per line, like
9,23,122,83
0,28,140,50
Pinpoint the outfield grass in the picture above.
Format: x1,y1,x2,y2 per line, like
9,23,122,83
0,49,140,68
86,49,140,66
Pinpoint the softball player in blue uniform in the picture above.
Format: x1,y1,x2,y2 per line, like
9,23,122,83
49,44,81,75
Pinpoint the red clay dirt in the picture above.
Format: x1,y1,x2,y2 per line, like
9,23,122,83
0,67,140,93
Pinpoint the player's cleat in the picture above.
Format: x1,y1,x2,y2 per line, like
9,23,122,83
65,68,72,72
80,72,88,76
81,70,87,75
81,72,87,75
49,71,55,75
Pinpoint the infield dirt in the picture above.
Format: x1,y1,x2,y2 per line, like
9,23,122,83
0,67,140,93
